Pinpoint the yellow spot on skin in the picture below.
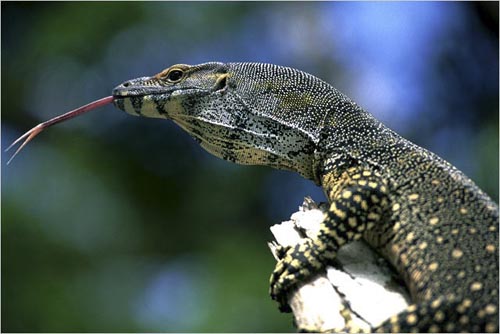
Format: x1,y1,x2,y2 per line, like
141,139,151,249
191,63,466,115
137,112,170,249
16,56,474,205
436,236,444,243
452,249,463,258
470,282,483,291
459,315,469,325
368,181,378,189
445,323,455,332
406,232,415,242
429,325,440,332
458,271,466,278
469,227,477,234
459,299,472,313
485,304,497,314
353,194,362,203
428,262,439,271
368,212,380,221
342,190,352,199
407,304,417,312
352,173,361,180
391,244,400,255
323,250,336,259
411,269,422,281
362,170,372,176
361,200,368,210
418,242,428,250
336,235,346,246
392,203,401,211
393,222,401,231
429,217,439,225
348,217,357,227
431,179,441,185
487,204,497,211
486,323,496,333
451,228,459,235
486,244,496,253
437,196,444,203
331,203,347,219
400,253,409,266
313,239,326,251
431,299,441,309
358,180,367,186
434,311,445,322
459,207,468,214
406,313,417,325
312,261,321,269
488,225,497,232
408,193,419,201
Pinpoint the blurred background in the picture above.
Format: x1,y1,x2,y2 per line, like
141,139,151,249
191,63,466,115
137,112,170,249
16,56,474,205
2,2,498,332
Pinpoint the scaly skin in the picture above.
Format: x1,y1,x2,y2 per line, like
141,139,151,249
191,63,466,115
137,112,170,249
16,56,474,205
112,62,498,332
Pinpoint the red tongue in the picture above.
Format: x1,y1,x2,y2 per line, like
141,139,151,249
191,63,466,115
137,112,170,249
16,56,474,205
5,96,115,164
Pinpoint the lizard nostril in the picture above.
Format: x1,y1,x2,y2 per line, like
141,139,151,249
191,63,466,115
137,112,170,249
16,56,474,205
122,81,130,88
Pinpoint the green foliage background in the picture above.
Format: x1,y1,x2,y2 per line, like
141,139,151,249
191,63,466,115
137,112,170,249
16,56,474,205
2,2,498,332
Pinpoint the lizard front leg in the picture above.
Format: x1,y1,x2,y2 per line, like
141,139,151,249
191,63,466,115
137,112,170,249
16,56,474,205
269,167,390,313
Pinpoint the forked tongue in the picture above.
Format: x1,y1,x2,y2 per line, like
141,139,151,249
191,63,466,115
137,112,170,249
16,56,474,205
5,96,114,164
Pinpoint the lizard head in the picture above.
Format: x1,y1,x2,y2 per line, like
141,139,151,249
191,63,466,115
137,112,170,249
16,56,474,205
112,62,333,180
112,63,230,119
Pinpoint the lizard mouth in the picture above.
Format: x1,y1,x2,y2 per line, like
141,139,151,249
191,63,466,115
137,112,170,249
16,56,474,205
112,84,172,98
111,76,176,98
111,75,229,115
112,73,228,99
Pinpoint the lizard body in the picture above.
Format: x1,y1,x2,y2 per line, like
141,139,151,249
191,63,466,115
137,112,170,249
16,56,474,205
112,62,498,332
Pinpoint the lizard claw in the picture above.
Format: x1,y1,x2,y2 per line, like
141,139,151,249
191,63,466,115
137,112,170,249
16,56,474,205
274,244,291,259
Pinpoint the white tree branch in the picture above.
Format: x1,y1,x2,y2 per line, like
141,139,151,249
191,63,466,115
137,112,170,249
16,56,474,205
269,197,410,332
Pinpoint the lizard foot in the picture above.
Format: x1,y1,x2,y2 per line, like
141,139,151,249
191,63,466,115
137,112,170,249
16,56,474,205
269,238,325,312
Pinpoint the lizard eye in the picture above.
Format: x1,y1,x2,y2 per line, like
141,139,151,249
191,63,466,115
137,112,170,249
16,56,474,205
166,69,184,83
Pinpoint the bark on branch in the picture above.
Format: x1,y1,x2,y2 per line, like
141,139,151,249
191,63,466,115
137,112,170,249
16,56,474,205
268,197,410,332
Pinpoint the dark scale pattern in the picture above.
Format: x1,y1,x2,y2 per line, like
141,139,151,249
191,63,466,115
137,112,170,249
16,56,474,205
130,96,143,115
314,116,498,332
111,62,499,333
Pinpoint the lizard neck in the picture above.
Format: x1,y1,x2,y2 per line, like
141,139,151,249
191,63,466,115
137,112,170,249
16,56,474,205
312,101,401,195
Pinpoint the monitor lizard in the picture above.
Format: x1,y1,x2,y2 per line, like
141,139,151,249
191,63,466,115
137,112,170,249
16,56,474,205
9,62,499,332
